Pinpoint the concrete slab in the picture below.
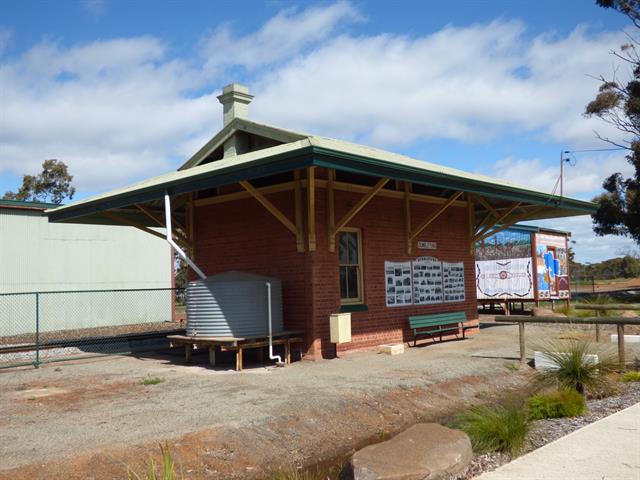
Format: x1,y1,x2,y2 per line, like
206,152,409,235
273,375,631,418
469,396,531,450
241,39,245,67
476,402,640,480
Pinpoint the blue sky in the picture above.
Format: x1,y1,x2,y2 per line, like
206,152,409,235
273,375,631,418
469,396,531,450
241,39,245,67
0,0,637,262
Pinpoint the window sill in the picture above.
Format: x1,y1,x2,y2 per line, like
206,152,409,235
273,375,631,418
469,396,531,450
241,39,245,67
339,304,369,313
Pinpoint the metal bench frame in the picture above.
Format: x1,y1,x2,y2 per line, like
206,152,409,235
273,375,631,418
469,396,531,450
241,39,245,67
408,312,471,347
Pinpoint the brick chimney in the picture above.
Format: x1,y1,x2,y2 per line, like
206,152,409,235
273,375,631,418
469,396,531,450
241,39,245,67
217,83,254,127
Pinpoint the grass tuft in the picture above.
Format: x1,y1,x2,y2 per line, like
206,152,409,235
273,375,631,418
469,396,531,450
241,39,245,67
140,376,165,386
534,339,616,396
453,402,530,457
621,370,640,382
127,443,179,480
527,389,586,419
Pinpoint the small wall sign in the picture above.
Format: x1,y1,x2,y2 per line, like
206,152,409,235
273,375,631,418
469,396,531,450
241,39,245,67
417,241,437,250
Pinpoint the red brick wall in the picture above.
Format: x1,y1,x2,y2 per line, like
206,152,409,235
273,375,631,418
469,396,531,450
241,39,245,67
311,187,478,357
192,174,478,359
193,192,316,346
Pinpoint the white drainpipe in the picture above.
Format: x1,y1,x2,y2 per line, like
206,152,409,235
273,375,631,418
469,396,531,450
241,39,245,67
164,193,207,280
266,282,284,365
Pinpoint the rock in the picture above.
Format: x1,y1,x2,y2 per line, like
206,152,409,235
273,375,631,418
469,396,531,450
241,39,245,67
349,423,472,480
378,344,405,355
532,307,565,317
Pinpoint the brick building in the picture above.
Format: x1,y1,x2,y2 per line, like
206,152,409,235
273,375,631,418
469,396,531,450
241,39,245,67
48,84,596,359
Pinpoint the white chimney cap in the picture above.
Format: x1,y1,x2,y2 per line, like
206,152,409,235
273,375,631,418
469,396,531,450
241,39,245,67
217,83,254,126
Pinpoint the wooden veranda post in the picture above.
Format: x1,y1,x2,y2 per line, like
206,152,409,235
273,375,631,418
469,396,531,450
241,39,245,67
404,182,412,255
307,167,316,251
294,170,305,253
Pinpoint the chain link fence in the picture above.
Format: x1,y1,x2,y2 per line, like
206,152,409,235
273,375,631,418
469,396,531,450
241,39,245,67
0,288,185,369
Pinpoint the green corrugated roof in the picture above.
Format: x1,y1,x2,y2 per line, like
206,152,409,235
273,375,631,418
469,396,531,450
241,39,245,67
47,122,597,224
0,199,61,210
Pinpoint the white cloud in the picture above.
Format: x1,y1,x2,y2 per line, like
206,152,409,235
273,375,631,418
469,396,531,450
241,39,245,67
490,152,634,199
251,22,626,148
492,153,637,262
0,1,635,209
201,1,360,73
81,0,107,17
0,27,12,55
0,37,217,191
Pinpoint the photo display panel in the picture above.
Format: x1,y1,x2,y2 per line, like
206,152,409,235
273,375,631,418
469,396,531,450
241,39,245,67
385,261,413,307
412,257,443,304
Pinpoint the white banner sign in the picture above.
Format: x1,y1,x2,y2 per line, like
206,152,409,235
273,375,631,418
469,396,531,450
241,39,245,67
476,258,534,300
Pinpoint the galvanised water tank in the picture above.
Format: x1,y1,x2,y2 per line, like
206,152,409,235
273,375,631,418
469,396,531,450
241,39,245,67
186,271,284,338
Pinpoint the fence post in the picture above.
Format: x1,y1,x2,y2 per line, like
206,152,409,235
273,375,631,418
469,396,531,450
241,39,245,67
617,323,625,368
35,293,40,369
595,310,601,343
519,321,526,364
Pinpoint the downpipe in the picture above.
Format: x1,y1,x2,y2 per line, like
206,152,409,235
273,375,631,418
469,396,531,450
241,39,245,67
266,282,285,366
164,193,207,280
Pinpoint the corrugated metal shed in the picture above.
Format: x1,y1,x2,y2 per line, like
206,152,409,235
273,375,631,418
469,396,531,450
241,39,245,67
0,202,172,335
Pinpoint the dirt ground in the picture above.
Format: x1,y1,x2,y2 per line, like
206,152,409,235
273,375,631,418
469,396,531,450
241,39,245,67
1,320,638,480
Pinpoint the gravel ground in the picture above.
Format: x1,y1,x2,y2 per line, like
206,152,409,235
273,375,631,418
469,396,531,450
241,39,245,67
458,381,640,479
1,321,639,479
0,320,182,345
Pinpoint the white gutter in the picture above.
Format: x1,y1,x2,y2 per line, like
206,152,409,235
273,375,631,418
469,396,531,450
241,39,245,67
266,282,284,366
164,193,207,280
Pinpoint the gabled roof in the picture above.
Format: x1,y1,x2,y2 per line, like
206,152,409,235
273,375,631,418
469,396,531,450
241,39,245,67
47,126,597,224
178,118,310,170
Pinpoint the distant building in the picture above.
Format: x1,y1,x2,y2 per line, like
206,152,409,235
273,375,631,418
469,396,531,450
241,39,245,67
1,199,172,335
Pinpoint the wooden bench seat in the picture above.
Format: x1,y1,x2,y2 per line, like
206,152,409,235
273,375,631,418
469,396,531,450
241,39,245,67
408,312,471,347
167,331,303,371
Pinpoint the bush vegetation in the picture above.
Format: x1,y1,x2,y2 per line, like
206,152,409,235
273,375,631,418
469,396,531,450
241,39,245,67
621,370,640,382
534,340,616,396
454,402,530,457
527,389,586,419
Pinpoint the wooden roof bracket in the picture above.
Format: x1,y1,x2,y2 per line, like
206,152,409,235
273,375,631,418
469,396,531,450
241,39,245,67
239,179,303,252
103,210,192,251
474,202,522,238
409,191,463,243
474,206,546,244
328,176,389,252
468,194,476,255
134,203,190,246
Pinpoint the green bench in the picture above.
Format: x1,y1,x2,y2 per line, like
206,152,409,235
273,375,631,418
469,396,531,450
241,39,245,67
408,312,471,346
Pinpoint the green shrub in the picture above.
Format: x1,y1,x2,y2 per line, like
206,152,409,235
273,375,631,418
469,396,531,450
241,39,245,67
454,403,530,457
527,390,586,419
621,371,640,382
534,340,616,395
127,443,180,480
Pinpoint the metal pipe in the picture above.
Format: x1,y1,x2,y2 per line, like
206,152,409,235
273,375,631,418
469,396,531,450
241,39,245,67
266,282,283,365
164,194,206,280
